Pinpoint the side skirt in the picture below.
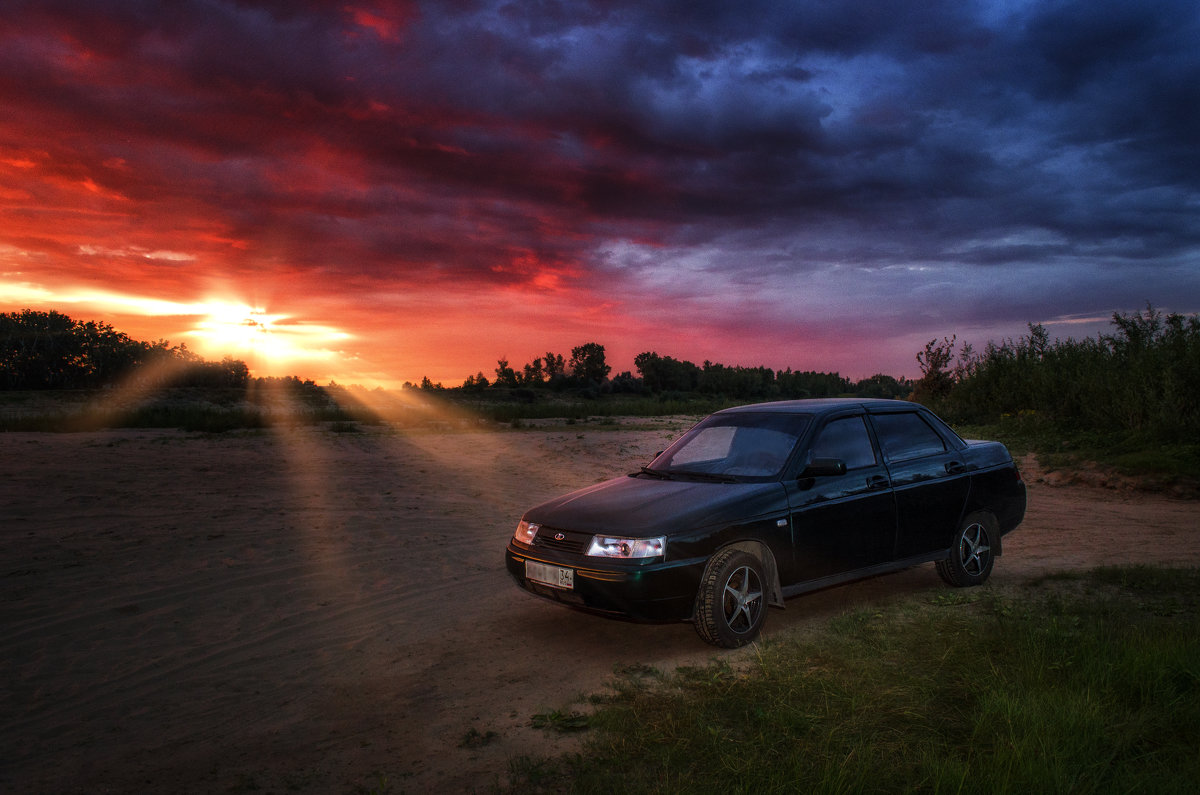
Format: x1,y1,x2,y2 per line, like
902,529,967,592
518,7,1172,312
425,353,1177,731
778,550,951,602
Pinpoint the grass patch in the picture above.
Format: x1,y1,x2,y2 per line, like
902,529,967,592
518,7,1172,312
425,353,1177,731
504,567,1200,793
530,710,591,732
0,387,398,432
956,415,1200,492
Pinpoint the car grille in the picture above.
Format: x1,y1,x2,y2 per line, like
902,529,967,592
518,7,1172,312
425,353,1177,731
533,526,590,554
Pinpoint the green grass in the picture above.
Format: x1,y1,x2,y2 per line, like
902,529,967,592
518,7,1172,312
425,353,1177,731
0,387,389,432
504,566,1200,794
956,414,1200,492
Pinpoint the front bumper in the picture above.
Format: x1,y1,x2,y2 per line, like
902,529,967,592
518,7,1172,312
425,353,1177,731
505,541,707,623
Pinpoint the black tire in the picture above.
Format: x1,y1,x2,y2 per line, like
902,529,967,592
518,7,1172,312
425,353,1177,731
936,512,997,587
694,548,767,648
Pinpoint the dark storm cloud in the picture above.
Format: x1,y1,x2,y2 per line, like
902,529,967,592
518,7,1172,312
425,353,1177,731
3,0,1198,351
382,0,1200,284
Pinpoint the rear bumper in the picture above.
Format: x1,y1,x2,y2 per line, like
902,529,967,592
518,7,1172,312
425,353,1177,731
505,541,706,623
998,476,1027,538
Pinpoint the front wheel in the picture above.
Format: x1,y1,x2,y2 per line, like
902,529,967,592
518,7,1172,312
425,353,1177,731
694,548,767,648
936,512,997,587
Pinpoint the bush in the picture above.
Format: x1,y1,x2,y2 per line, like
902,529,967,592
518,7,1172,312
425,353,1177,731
928,305,1200,439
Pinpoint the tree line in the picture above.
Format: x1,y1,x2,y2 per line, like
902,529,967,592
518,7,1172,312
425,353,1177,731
28,303,1190,435
410,342,912,401
1,309,249,390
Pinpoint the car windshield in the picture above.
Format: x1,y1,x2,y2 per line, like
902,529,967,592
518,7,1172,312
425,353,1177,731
648,412,811,480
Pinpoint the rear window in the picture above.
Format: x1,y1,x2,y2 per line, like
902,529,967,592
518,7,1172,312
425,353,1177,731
872,412,947,462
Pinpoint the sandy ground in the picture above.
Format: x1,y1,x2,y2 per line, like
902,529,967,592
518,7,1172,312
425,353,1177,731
3,421,1198,793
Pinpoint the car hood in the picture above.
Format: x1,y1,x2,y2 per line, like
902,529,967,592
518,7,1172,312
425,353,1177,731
525,474,787,536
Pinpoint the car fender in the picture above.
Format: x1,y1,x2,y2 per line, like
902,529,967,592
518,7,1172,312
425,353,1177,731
696,540,785,612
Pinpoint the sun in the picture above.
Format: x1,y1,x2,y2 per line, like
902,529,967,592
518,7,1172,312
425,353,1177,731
185,300,351,374
194,302,282,349
188,301,301,368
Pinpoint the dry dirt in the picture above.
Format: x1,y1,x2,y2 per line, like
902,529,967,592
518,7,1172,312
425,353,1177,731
3,421,1198,793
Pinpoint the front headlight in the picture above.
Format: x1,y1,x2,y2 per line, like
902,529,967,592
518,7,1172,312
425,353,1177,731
586,535,666,559
513,520,539,545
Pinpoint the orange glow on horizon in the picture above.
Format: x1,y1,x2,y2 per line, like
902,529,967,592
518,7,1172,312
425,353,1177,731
0,279,360,379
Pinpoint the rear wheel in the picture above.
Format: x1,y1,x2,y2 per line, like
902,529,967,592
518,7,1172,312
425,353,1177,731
936,512,996,587
694,548,766,648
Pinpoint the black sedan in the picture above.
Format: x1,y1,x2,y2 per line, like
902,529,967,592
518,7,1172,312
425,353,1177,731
505,398,1026,647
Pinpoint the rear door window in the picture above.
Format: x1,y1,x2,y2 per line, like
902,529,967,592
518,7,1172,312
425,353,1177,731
872,412,947,462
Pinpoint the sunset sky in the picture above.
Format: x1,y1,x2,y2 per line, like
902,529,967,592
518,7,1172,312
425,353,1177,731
2,1,1197,387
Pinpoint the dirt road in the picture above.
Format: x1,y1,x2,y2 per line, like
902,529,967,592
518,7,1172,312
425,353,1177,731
2,423,1197,793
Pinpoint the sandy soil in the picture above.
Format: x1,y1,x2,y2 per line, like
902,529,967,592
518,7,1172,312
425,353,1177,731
3,421,1198,793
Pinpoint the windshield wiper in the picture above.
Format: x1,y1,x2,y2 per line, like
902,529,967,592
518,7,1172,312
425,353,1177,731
634,466,672,480
667,470,742,483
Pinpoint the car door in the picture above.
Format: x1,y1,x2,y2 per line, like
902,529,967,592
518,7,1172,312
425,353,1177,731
869,410,970,559
784,413,897,582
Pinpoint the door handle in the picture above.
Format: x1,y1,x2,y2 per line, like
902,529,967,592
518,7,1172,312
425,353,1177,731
866,474,890,490
945,461,965,474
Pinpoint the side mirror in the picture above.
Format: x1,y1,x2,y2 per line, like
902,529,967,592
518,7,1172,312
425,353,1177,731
801,458,847,478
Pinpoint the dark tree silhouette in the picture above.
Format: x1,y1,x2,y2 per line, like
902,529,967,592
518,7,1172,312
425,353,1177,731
634,351,700,392
493,357,518,387
1,309,249,389
569,342,610,384
461,371,489,391
521,357,545,385
853,373,911,400
543,352,565,379
913,335,957,401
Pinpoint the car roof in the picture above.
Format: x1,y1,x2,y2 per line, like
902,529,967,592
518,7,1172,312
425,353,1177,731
714,398,923,417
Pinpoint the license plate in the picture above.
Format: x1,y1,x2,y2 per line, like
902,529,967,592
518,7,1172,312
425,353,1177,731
526,560,574,590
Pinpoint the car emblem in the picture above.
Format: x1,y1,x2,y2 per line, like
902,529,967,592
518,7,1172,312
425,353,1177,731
554,532,566,541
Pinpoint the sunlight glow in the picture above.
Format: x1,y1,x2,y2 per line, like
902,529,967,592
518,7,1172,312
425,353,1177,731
185,301,351,366
0,280,353,370
192,303,285,350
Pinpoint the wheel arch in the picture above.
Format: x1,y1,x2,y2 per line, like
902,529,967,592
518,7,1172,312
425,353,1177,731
713,540,785,609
